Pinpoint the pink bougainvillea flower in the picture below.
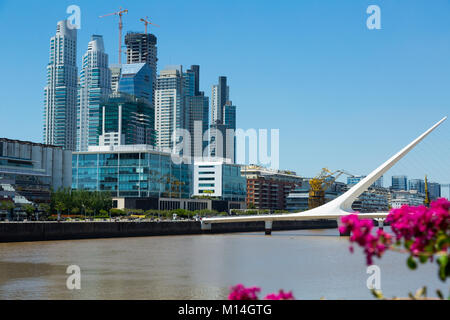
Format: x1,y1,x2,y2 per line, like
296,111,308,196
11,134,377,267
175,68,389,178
264,290,295,300
228,284,261,300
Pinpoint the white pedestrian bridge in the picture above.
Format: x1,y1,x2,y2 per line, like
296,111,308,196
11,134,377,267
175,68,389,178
201,117,447,235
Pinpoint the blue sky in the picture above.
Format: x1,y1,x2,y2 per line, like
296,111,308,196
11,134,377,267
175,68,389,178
0,0,449,194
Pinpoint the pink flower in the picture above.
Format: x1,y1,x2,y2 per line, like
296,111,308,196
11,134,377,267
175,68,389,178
228,284,261,300
339,213,392,265
264,290,295,300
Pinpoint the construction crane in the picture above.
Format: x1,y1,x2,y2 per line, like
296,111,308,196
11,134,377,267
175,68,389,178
308,168,354,209
140,16,159,34
99,7,128,64
424,175,430,207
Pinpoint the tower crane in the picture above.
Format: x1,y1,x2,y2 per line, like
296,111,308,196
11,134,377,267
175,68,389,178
308,168,354,209
99,7,128,64
140,16,159,34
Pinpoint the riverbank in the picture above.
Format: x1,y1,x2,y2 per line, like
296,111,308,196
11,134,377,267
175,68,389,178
0,219,337,242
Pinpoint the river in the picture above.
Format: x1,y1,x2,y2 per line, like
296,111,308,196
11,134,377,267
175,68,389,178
0,228,446,300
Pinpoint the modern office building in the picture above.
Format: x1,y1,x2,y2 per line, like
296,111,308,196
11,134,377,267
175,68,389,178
391,175,408,191
209,77,236,163
192,160,246,202
118,63,153,104
347,175,384,188
125,32,158,105
155,66,185,151
98,92,155,147
43,20,78,150
77,35,111,152
72,145,191,199
242,165,303,210
409,179,425,194
184,65,209,159
428,182,441,200
0,138,72,204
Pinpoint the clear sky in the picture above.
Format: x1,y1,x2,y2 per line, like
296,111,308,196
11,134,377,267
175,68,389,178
0,0,449,195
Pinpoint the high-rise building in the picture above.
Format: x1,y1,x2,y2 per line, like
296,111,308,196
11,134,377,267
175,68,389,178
392,175,408,191
77,35,111,152
211,76,229,124
125,32,158,105
209,77,236,163
118,63,153,104
184,65,209,159
98,92,155,147
43,20,78,150
155,66,184,151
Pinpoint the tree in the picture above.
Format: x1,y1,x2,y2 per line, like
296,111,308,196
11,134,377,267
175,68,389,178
0,200,14,220
22,204,35,220
38,203,50,220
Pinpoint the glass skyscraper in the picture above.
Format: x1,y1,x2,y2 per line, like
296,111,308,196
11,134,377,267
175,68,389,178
118,63,154,104
77,35,111,152
43,20,78,150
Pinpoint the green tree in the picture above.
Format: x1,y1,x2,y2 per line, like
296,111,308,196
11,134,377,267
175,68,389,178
0,200,14,220
22,204,35,220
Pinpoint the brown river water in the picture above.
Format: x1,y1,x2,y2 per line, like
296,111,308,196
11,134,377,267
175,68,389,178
0,228,447,299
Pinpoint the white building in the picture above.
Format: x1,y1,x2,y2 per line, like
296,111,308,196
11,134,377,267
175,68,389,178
77,35,111,152
193,160,246,202
43,20,78,151
390,190,425,208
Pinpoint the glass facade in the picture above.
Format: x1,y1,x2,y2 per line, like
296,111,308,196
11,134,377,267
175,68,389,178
222,164,246,201
118,63,153,104
72,151,192,198
99,93,155,146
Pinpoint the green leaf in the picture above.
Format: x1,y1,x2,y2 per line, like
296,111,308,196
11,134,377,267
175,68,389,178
407,256,417,270
436,290,444,300
437,254,449,282
418,254,428,264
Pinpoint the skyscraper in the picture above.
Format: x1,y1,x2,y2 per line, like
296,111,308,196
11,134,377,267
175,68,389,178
155,66,184,151
43,20,78,150
118,63,153,104
184,65,209,159
209,76,236,163
211,76,229,124
77,35,111,152
125,32,158,106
